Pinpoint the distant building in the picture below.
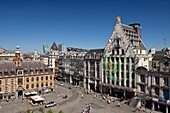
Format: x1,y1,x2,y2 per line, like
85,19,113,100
59,44,65,52
0,46,15,61
43,44,49,54
48,42,59,74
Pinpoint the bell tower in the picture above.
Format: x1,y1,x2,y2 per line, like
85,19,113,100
14,45,22,67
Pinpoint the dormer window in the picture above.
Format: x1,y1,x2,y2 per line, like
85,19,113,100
11,69,15,75
35,68,39,74
45,68,48,73
30,68,34,75
17,70,23,75
24,68,28,75
4,69,8,76
40,68,43,73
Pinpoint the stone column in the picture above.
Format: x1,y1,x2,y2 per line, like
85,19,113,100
124,57,127,87
114,57,117,85
119,57,121,86
87,60,90,90
94,61,97,91
83,61,86,89
129,57,132,88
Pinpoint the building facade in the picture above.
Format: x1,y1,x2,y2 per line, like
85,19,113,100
84,49,104,92
0,46,54,101
147,48,170,113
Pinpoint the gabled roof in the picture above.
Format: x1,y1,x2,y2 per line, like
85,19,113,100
51,42,58,51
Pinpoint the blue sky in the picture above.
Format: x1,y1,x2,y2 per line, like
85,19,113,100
0,0,170,52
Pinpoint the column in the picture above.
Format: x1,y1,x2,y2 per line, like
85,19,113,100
105,57,108,84
83,61,86,89
124,57,127,87
87,61,90,90
94,61,97,91
129,57,132,88
114,58,117,85
119,57,121,86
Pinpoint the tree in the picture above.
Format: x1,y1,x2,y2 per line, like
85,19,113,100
39,108,44,113
26,109,33,113
58,110,64,113
47,109,53,113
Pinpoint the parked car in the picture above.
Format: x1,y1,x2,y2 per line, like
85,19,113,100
59,83,64,86
45,101,57,108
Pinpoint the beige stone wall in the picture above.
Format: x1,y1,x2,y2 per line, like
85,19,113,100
0,74,54,95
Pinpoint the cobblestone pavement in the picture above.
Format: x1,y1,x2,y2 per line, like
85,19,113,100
0,82,154,113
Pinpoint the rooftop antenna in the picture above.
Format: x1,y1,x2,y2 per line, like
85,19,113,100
164,38,166,48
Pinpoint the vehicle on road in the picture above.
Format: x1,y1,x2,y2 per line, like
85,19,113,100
59,83,64,86
45,101,57,108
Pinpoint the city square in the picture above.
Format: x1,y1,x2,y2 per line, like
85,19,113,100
0,0,170,113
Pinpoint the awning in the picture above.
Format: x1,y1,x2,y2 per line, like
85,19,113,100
30,95,44,102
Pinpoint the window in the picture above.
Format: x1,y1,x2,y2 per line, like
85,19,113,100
26,84,29,89
26,78,29,82
5,79,8,85
31,84,34,88
11,79,14,84
0,88,1,92
17,70,22,75
41,83,44,87
36,77,39,81
50,82,52,86
140,75,145,83
46,82,48,86
155,88,159,96
5,87,8,92
31,77,34,82
36,83,39,88
11,86,14,92
140,85,145,92
155,77,159,85
41,76,43,81
0,80,1,85
50,75,52,80
164,77,169,86
46,76,48,80
18,78,23,85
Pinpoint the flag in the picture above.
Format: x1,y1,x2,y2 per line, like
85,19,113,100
107,38,111,44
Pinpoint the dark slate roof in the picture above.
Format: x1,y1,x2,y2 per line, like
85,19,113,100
0,60,51,77
85,49,104,57
51,42,58,51
0,61,16,75
152,51,166,60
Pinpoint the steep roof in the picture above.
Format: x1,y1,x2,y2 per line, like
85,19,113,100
51,42,58,51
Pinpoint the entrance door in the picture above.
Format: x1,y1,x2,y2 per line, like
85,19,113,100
18,90,23,97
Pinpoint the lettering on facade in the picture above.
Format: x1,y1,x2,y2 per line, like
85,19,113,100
103,54,135,83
